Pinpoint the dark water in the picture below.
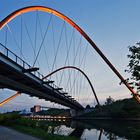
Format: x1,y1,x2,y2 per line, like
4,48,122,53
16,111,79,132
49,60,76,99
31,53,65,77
38,119,140,140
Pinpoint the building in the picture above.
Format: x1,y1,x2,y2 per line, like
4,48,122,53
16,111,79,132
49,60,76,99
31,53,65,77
31,105,41,113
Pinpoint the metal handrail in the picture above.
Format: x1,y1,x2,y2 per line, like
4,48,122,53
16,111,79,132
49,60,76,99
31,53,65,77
0,42,44,79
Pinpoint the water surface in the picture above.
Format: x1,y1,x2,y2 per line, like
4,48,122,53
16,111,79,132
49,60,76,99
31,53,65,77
38,119,140,139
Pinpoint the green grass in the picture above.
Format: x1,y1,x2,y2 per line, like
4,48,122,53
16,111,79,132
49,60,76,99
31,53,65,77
12,125,78,140
0,113,78,140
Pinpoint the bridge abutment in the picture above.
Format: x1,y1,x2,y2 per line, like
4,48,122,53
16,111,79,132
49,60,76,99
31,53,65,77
70,108,94,117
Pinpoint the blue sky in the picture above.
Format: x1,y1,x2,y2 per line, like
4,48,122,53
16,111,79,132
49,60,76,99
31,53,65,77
0,0,140,112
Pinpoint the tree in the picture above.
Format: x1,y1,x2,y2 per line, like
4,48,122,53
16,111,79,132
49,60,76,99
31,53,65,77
125,42,140,90
105,96,114,105
86,104,91,109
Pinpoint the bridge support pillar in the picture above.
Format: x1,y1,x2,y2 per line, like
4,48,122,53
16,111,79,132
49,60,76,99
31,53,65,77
70,108,94,117
70,109,83,117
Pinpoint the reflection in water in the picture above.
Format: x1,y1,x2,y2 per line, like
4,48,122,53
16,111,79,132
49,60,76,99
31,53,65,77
37,119,140,140
54,125,74,136
81,129,103,140
47,125,74,136
98,129,103,140
103,131,121,140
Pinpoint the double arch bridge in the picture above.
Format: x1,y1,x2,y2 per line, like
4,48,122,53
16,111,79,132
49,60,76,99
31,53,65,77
0,6,139,110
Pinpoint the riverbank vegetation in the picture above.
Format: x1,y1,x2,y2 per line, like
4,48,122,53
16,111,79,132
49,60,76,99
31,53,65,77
0,112,78,140
38,108,70,117
125,42,140,90
83,97,140,118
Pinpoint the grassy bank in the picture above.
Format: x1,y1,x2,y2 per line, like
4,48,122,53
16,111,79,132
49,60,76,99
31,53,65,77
0,112,78,140
12,125,77,140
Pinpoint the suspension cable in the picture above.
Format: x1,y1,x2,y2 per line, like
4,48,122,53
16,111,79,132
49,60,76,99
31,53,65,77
6,24,27,62
4,26,8,47
33,13,53,67
37,11,50,74
51,20,65,72
23,17,43,74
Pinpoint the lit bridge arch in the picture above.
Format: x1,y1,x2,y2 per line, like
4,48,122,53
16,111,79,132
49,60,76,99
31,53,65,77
0,6,139,109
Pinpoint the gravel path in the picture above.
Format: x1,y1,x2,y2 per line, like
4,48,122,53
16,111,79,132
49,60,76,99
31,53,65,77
0,126,41,140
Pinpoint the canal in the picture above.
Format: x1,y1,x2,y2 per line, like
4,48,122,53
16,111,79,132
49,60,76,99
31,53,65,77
36,119,140,140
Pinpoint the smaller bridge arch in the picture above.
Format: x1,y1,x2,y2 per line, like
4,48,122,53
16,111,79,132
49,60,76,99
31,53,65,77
42,66,100,105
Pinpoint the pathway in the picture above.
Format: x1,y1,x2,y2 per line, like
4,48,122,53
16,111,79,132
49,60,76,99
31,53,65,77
0,126,41,140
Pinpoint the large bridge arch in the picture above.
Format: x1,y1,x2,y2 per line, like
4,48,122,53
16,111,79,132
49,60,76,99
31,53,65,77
0,6,139,103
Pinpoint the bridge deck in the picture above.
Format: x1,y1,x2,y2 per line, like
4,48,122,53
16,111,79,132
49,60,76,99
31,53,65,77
0,44,84,110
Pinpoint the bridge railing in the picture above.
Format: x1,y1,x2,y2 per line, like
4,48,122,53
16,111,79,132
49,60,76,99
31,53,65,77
0,42,44,79
0,43,77,103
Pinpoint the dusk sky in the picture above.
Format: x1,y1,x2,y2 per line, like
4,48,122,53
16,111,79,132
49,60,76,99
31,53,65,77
0,0,140,112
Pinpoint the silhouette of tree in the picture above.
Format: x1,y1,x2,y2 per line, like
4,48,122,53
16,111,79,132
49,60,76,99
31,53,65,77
105,96,114,105
125,42,140,90
86,104,91,109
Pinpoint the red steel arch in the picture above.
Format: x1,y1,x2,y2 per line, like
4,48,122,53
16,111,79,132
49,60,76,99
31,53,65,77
42,66,100,105
0,6,139,103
